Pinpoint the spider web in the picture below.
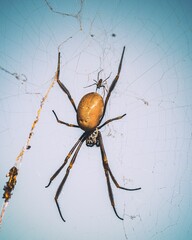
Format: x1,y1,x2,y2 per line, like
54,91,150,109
0,0,192,239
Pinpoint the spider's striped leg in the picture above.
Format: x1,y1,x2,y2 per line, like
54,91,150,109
52,110,79,128
98,131,141,190
108,168,141,191
45,132,86,188
98,131,141,220
98,131,124,220
98,114,126,130
99,46,125,123
54,133,87,222
56,52,77,112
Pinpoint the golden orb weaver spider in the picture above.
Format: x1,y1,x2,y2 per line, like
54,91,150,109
45,46,141,222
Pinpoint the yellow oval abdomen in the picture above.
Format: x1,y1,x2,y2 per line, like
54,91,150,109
77,92,104,131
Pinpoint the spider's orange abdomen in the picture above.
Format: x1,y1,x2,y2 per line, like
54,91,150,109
77,92,104,131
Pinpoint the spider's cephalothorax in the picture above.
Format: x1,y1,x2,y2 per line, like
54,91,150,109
86,128,100,147
46,46,141,222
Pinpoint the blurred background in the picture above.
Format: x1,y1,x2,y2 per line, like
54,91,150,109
0,0,192,239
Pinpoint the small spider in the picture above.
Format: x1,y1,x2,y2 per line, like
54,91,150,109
46,46,141,222
84,69,111,96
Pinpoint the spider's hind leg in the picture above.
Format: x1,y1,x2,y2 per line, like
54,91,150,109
97,131,124,220
54,133,87,222
97,131,141,220
45,133,86,188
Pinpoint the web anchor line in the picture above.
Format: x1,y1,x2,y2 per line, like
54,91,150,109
0,55,59,225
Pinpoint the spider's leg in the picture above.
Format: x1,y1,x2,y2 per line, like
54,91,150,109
57,79,77,112
100,85,108,98
105,166,123,220
103,72,112,83
98,114,126,130
52,110,79,128
98,131,141,191
108,167,141,191
97,69,103,81
56,52,77,112
99,46,125,123
98,131,124,220
54,134,87,222
103,86,108,92
84,83,96,89
45,132,86,188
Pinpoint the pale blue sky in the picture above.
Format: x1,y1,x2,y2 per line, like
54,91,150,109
0,1,192,239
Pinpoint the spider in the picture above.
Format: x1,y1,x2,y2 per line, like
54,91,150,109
84,69,111,96
45,46,141,222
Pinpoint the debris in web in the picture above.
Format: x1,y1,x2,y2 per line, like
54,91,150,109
0,65,27,84
136,97,149,106
0,65,41,95
44,0,84,30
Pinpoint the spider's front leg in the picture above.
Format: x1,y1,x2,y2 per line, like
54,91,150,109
99,46,125,123
56,52,77,113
